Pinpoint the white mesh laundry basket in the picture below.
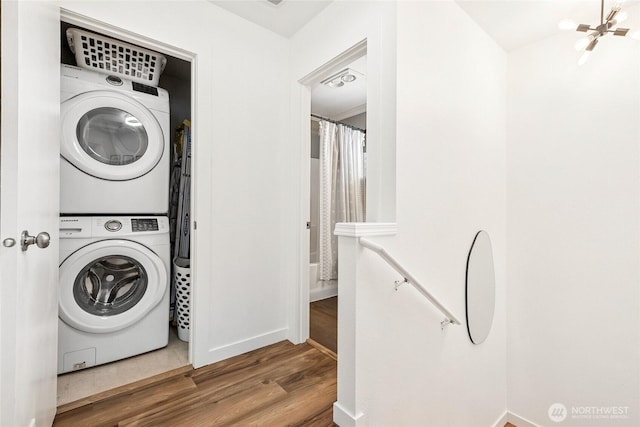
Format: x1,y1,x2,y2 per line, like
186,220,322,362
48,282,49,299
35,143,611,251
173,257,191,342
66,28,167,86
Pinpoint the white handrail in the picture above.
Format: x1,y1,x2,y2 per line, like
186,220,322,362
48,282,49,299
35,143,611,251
359,237,461,327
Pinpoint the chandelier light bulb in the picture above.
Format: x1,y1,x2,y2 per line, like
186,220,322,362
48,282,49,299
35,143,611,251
616,11,628,24
578,50,591,66
575,35,594,51
558,19,578,30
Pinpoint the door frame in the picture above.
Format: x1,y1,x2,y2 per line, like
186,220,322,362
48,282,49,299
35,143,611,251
60,9,198,360
292,40,367,343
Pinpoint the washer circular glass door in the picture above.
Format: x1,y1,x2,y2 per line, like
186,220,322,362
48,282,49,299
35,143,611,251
59,239,167,334
61,91,164,181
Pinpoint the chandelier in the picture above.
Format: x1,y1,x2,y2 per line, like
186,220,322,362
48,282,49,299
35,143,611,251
559,0,634,65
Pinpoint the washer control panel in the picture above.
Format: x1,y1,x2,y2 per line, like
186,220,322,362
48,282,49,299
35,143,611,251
131,218,159,232
60,216,169,238
104,220,122,232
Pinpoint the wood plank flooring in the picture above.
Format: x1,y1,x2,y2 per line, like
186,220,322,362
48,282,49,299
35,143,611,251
54,341,337,427
54,315,512,427
309,297,337,354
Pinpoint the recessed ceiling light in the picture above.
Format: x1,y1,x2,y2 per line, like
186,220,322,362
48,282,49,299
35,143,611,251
321,68,364,88
325,79,344,88
341,74,356,83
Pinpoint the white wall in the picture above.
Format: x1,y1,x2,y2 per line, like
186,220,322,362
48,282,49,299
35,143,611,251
506,7,640,427
60,1,292,367
340,1,508,425
341,112,367,130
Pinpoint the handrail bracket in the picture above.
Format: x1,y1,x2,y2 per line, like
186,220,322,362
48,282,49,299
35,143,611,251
394,277,408,291
440,318,453,331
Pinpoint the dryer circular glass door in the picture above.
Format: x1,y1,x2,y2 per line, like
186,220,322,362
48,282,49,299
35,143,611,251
61,90,164,181
59,239,167,334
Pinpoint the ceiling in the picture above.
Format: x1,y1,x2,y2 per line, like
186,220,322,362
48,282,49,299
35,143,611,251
311,56,367,119
208,0,332,38
455,0,640,52
207,0,640,117
208,0,639,52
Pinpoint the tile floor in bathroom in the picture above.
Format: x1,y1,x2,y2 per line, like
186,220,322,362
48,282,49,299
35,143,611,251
56,326,189,406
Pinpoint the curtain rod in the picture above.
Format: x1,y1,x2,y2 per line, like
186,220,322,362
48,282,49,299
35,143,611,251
311,114,366,133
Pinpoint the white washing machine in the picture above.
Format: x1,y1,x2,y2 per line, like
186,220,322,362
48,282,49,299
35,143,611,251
60,64,170,215
58,216,170,374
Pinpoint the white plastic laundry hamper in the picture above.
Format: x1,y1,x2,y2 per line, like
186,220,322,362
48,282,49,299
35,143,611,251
66,28,167,86
173,257,191,342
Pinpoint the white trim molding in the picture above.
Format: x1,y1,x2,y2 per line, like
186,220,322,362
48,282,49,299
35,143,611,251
205,328,288,364
492,411,541,427
506,412,541,427
333,401,365,427
298,39,367,86
334,222,398,237
492,411,509,427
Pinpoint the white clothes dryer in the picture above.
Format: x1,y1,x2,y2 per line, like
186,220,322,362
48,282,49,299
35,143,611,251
60,64,170,215
58,216,170,374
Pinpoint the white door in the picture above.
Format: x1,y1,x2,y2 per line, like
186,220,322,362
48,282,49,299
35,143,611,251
0,2,60,426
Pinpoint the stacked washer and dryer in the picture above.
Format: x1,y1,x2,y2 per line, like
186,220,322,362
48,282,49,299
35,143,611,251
58,29,172,374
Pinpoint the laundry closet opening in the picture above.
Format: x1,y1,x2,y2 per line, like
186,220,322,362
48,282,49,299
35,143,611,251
57,19,193,406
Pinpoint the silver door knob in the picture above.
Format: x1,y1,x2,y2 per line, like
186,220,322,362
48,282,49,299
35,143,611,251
21,231,50,251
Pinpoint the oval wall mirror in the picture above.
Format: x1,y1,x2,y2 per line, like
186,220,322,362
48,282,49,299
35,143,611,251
465,230,496,344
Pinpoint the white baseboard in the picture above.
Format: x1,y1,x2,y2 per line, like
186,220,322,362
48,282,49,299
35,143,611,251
492,410,541,427
310,282,338,302
332,407,538,427
333,401,364,427
204,328,288,364
506,411,541,427
493,411,509,427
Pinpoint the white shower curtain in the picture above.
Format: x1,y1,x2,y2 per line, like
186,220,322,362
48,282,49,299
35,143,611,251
318,120,366,281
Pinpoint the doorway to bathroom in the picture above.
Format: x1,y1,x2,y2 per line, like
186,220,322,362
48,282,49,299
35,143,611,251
307,55,367,355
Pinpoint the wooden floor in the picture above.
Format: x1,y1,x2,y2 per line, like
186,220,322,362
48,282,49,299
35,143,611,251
54,341,337,427
309,297,337,354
